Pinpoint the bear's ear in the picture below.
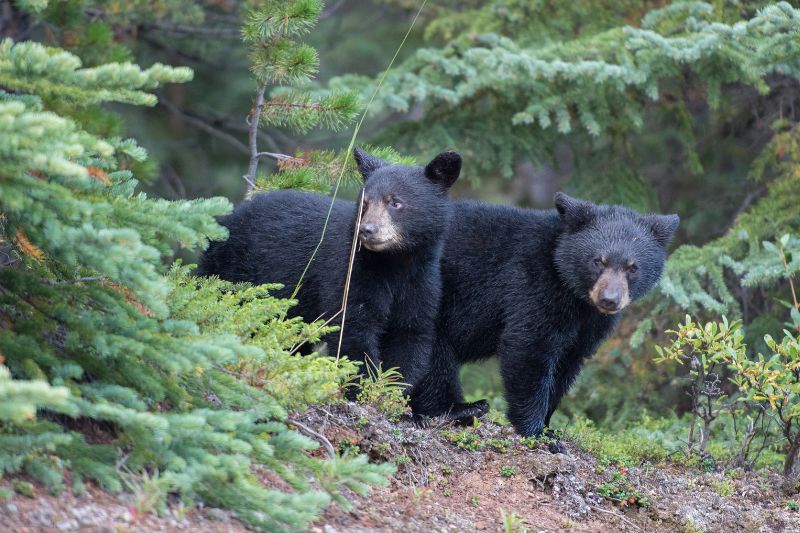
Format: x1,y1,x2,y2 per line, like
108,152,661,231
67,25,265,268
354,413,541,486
554,192,596,229
424,150,462,189
644,213,680,248
353,147,387,180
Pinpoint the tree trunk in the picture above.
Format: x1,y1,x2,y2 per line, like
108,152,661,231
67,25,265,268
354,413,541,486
785,437,800,479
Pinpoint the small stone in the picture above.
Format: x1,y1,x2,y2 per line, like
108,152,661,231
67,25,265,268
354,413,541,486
120,510,133,523
323,525,339,533
4,503,18,514
56,518,79,530
207,508,229,522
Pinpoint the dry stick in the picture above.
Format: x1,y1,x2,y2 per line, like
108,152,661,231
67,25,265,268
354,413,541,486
243,83,268,192
590,505,642,531
288,419,336,459
256,151,302,164
286,0,429,358
336,188,365,362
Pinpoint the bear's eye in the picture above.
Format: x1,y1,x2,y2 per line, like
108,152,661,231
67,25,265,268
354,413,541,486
593,256,607,268
627,263,638,274
387,197,403,209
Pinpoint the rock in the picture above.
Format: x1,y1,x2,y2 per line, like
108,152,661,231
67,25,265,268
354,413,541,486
207,507,229,522
323,524,339,533
56,518,79,530
529,453,572,486
3,503,18,514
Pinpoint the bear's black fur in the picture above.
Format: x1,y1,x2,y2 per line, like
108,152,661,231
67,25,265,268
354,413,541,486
198,148,461,389
411,193,679,436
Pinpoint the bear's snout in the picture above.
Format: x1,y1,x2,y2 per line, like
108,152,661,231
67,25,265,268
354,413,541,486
359,222,378,238
358,200,402,252
589,269,630,314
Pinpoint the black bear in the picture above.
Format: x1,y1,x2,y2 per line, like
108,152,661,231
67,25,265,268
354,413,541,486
411,193,679,437
198,148,461,389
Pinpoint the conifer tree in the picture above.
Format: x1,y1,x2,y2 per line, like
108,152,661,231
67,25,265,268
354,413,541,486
0,2,392,530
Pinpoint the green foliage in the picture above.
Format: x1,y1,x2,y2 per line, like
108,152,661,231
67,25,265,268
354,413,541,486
335,2,800,179
0,39,193,107
12,479,35,498
441,428,511,454
654,307,800,478
566,417,671,467
598,468,650,509
167,265,354,408
353,363,409,423
710,477,735,497
500,508,528,533
499,465,516,477
254,145,416,194
0,11,391,532
655,316,746,453
647,125,800,328
728,322,800,477
242,0,357,140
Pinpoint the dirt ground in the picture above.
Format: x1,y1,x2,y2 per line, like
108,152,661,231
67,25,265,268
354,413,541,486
2,402,799,532
305,403,800,533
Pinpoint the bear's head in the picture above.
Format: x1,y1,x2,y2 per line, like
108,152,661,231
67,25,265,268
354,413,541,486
353,147,461,253
553,192,679,315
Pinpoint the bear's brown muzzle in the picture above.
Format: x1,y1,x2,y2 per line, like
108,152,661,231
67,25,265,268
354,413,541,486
589,269,630,314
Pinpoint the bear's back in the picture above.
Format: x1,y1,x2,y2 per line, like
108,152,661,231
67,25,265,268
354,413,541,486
198,190,354,294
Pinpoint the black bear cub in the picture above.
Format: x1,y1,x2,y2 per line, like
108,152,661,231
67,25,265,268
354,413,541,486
198,148,461,389
411,193,679,437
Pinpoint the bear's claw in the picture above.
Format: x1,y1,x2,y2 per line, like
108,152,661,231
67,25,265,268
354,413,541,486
448,399,490,424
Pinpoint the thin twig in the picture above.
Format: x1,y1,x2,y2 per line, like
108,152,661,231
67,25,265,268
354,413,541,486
288,419,336,458
288,308,343,355
244,84,268,192
590,505,642,531
255,151,302,163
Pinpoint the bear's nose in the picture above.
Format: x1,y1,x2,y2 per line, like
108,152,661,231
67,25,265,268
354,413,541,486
359,222,377,238
599,289,620,311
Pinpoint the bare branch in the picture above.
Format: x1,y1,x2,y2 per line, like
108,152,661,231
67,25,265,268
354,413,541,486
244,84,268,192
256,151,301,163
287,419,336,459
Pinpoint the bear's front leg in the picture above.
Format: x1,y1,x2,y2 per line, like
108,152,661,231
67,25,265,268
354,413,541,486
409,335,477,420
544,350,587,428
380,327,433,389
499,337,557,437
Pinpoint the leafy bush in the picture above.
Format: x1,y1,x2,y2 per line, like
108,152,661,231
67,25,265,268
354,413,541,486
654,316,746,453
353,363,410,423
